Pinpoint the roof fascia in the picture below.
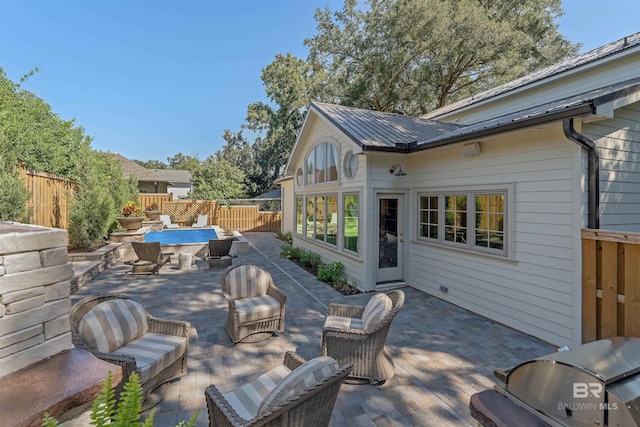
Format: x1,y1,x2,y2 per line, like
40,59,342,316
283,107,317,175
593,83,640,118
410,103,595,153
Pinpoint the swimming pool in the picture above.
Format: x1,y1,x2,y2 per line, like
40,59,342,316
144,228,218,244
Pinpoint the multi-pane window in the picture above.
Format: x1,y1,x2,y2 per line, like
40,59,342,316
418,196,438,239
343,194,359,254
295,196,303,235
419,190,507,255
444,195,467,244
304,194,337,246
305,142,339,185
475,194,505,250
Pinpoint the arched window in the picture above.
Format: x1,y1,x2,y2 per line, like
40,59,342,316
305,142,339,185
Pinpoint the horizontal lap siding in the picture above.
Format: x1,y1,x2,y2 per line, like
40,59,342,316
408,128,579,345
589,102,640,231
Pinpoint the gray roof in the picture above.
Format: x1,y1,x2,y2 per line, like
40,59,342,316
311,78,640,154
153,169,192,184
423,32,640,119
414,78,640,150
112,154,169,183
310,102,462,150
255,188,281,199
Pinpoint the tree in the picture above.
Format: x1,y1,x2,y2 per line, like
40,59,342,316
304,0,580,114
133,159,167,169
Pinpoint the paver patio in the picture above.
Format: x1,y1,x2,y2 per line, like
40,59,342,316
70,232,555,426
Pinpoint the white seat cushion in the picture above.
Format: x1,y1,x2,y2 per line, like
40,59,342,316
362,293,393,331
234,295,281,324
114,332,187,384
78,299,149,353
323,315,363,330
222,364,291,421
258,356,339,415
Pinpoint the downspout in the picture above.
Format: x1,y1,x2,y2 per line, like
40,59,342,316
562,118,600,229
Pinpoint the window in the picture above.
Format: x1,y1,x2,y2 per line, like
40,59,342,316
418,189,507,256
343,150,357,179
304,194,337,246
305,142,339,185
295,196,303,235
296,168,303,186
343,194,359,254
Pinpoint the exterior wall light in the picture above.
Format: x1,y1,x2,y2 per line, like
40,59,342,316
389,164,407,178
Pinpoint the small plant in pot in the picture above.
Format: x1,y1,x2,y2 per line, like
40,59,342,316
117,201,144,230
144,202,161,220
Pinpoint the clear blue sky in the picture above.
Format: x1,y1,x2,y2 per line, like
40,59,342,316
1,0,639,163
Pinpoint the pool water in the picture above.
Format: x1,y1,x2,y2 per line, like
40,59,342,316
144,229,218,244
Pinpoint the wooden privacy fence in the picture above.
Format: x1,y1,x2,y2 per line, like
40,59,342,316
20,169,75,229
217,205,281,232
138,194,173,211
582,229,640,343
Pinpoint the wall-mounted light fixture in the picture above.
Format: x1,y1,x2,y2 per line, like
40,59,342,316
461,142,481,157
389,164,407,178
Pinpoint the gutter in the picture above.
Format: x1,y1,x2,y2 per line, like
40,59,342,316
562,118,600,229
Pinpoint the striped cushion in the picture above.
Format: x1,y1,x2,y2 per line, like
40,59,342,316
234,295,281,324
226,265,272,299
222,364,291,421
362,293,393,331
113,332,187,384
78,299,149,353
259,356,339,415
324,315,363,330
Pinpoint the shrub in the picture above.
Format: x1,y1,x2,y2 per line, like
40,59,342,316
316,261,344,283
276,230,292,244
280,245,293,259
308,252,323,271
42,371,198,427
289,246,302,260
298,248,313,265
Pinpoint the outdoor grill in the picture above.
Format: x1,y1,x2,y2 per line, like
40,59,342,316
493,337,640,426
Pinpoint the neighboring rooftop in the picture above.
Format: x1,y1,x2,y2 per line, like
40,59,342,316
153,169,192,184
112,153,169,183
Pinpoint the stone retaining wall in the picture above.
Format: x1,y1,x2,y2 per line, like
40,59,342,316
0,222,73,378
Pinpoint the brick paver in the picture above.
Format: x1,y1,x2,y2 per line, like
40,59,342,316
71,232,555,426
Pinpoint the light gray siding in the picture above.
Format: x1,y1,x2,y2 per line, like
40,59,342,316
406,126,582,345
586,101,640,231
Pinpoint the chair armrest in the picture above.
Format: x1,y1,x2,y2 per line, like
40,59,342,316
266,285,286,305
327,303,365,318
205,384,251,427
283,351,306,370
147,315,191,338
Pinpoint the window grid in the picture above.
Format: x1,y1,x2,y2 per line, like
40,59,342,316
418,190,506,256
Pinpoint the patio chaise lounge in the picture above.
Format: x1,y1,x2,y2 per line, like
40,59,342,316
208,238,234,270
160,214,179,229
131,241,172,275
205,351,352,427
70,294,191,403
192,214,208,228
221,263,286,343
321,290,405,383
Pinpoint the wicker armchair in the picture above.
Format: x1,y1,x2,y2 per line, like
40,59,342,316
205,351,352,427
321,290,405,383
70,295,191,401
221,264,286,343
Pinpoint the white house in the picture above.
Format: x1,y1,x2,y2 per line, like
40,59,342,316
280,33,640,347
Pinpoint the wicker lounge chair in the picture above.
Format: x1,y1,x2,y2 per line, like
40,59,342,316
205,351,352,427
221,264,286,343
70,295,191,403
160,214,179,229
321,290,405,383
208,238,234,270
130,241,172,275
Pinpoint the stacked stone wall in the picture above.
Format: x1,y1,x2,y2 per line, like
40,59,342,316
0,222,73,378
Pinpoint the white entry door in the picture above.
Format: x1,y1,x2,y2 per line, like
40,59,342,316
376,194,404,284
